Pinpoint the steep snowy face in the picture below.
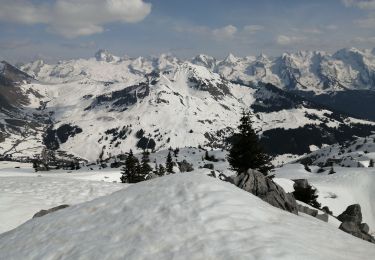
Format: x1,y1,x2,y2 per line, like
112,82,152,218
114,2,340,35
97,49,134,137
1,173,374,260
191,54,217,71
0,63,46,159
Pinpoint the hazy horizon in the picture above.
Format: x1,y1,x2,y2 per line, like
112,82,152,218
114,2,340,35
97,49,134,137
1,0,375,63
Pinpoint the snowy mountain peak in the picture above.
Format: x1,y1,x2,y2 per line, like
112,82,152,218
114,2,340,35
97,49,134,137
95,49,119,63
223,53,238,64
257,53,268,60
191,54,217,70
16,47,375,94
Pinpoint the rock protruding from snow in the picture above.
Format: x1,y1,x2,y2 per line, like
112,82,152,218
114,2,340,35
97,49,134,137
338,204,375,243
32,205,70,219
338,204,363,224
231,169,299,215
297,204,318,217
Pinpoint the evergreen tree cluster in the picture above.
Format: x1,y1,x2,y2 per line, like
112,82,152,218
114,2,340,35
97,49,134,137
32,147,81,172
120,150,175,183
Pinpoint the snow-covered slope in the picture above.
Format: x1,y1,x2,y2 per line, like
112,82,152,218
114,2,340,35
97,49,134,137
298,134,375,167
0,161,125,233
1,172,374,260
0,61,49,159
275,164,375,234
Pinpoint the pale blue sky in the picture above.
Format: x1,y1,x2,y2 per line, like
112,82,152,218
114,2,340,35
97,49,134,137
0,0,374,63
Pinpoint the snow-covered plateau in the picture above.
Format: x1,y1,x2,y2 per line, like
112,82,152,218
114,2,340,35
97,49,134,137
1,170,375,260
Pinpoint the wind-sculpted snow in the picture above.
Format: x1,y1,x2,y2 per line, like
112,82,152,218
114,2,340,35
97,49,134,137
0,173,374,260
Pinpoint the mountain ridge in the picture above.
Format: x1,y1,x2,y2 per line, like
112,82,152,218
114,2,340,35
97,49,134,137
1,55,375,162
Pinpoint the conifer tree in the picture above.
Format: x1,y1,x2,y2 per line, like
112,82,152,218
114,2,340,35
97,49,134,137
120,150,139,183
227,109,273,175
140,150,152,178
293,182,321,209
174,147,180,157
166,151,174,174
158,165,166,176
304,164,311,172
369,159,374,168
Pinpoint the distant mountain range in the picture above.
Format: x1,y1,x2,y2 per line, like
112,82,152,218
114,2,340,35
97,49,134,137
0,47,375,161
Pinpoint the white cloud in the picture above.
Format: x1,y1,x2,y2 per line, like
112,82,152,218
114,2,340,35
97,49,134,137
326,24,339,30
0,0,152,38
353,36,375,44
176,24,238,40
276,35,307,45
355,13,375,28
243,25,264,34
342,0,375,28
342,0,375,10
212,25,238,39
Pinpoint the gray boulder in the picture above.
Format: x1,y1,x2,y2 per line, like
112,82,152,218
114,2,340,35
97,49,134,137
33,204,70,219
337,204,362,224
296,203,329,222
297,204,318,217
337,204,375,244
231,169,298,215
360,223,370,233
203,163,214,170
339,222,375,243
316,213,329,222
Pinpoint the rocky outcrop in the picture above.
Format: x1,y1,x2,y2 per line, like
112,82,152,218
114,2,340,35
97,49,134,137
230,169,298,215
316,213,329,222
297,204,318,217
338,204,362,224
32,204,70,219
338,204,375,244
296,203,329,222
178,160,194,172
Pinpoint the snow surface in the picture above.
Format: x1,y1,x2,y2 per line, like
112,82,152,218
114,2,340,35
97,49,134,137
274,164,375,233
1,173,375,260
0,162,125,233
